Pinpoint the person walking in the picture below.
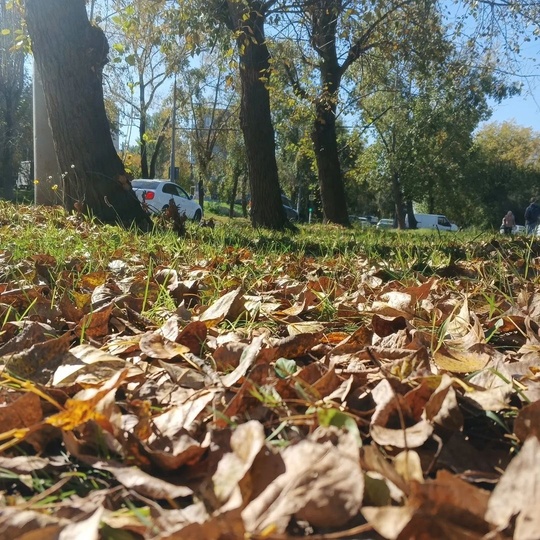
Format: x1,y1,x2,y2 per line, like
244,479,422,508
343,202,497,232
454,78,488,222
501,211,515,235
525,198,540,234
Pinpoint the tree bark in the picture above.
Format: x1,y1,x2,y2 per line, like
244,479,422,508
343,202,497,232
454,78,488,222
312,102,349,225
0,93,15,200
392,171,407,229
25,0,151,228
0,3,25,200
227,2,288,230
309,2,350,226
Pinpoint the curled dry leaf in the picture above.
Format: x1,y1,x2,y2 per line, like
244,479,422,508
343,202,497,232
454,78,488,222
486,436,540,539
93,461,193,499
370,380,434,449
242,430,364,533
199,287,246,326
212,420,267,510
139,329,190,360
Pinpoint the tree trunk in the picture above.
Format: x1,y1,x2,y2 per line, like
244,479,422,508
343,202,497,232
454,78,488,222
392,171,407,229
229,163,241,218
0,93,15,200
229,3,287,230
149,116,170,179
25,0,151,228
308,2,350,226
405,199,417,229
312,103,349,225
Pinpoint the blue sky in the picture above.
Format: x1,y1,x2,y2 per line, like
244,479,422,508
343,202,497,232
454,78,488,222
486,89,540,132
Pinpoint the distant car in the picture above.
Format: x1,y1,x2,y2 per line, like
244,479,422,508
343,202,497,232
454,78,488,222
405,213,458,232
281,195,299,221
500,224,526,234
365,215,379,225
132,179,202,221
350,216,371,228
377,218,395,229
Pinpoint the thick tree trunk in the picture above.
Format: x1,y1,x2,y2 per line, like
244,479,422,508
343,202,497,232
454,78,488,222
405,199,417,229
230,4,287,230
25,0,151,228
312,103,349,225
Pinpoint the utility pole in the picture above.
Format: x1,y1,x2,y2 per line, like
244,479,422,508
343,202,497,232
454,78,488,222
169,74,177,182
33,63,61,205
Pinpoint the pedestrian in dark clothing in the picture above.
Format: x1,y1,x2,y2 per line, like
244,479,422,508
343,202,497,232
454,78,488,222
525,198,540,234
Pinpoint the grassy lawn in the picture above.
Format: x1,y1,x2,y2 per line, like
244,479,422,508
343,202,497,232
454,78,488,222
0,200,537,538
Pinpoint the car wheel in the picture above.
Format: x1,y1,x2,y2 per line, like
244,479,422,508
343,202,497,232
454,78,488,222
193,209,202,222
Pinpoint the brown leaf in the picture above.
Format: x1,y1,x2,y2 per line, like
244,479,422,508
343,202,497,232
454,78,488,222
94,461,193,499
514,400,540,441
177,321,207,355
221,333,266,388
199,287,246,326
485,436,540,539
424,374,463,432
139,329,190,360
370,380,434,449
372,314,408,338
212,421,267,509
52,344,138,386
242,430,364,533
0,391,42,432
432,344,491,374
74,304,114,339
162,509,245,540
213,341,248,371
268,331,322,360
0,321,57,357
4,331,73,384
0,509,64,540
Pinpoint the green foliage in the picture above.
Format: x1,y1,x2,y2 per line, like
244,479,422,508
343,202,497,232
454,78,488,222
461,121,540,228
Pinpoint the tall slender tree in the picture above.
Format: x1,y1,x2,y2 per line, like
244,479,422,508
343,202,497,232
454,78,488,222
207,0,288,229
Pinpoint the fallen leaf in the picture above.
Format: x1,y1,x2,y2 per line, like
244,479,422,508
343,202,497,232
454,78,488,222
485,436,540,539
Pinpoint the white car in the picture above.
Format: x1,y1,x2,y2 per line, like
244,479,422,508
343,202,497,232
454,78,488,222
377,218,395,229
132,179,203,221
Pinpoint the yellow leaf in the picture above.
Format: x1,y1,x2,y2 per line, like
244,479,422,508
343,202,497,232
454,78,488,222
433,346,490,373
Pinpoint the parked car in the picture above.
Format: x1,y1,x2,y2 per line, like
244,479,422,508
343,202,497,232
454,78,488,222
405,213,458,232
351,216,372,228
377,218,395,229
247,195,299,221
132,179,203,221
281,195,299,221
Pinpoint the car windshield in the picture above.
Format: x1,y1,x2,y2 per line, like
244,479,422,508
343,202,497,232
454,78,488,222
132,180,158,189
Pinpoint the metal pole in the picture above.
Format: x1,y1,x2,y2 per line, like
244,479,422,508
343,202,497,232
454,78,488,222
33,63,61,205
170,74,177,182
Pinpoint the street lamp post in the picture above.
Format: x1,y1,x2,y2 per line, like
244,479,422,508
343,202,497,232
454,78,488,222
169,74,177,182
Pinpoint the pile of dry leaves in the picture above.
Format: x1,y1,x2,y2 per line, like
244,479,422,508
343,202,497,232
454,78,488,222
0,237,539,539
